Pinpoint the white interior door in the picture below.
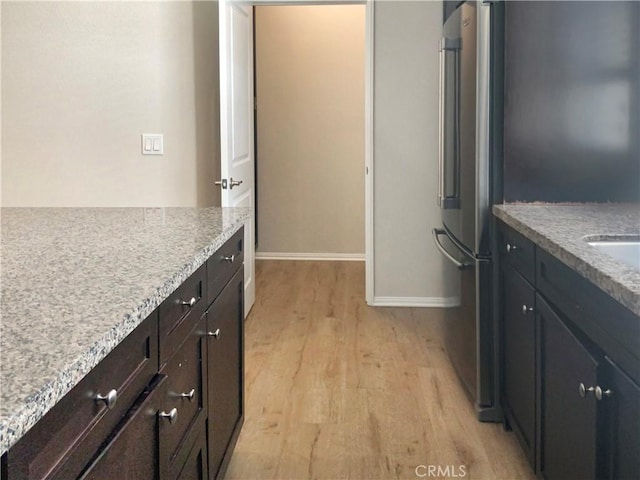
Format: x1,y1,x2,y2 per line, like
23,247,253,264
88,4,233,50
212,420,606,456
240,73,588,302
219,0,255,316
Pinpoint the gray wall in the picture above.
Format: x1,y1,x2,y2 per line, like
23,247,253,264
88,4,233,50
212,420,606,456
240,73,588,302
254,5,365,257
1,0,457,304
373,0,458,304
2,1,220,207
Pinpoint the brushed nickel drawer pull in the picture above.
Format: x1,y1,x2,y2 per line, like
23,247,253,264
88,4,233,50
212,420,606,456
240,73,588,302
207,328,221,339
595,386,613,400
179,389,196,402
579,383,595,398
222,254,235,263
181,297,197,307
95,389,118,410
159,408,178,424
522,305,534,315
507,243,518,253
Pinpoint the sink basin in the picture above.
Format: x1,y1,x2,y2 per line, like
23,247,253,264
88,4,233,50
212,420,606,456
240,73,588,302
585,235,640,272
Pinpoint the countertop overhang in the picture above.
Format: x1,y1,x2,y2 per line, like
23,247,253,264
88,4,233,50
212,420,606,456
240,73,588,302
493,203,640,317
0,207,252,455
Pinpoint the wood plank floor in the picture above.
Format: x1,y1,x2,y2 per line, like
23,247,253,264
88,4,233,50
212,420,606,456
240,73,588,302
226,260,534,480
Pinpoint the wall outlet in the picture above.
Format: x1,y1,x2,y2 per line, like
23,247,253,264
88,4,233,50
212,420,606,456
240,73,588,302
142,134,164,155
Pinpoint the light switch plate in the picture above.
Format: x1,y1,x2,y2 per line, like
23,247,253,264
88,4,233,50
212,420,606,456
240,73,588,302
142,134,164,155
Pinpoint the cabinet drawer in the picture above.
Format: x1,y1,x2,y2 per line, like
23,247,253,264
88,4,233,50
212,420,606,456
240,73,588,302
160,264,207,367
160,316,207,479
498,221,535,283
5,313,158,480
79,374,166,480
536,248,640,383
207,228,244,306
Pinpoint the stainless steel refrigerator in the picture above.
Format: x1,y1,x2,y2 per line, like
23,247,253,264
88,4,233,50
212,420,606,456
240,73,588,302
432,0,499,422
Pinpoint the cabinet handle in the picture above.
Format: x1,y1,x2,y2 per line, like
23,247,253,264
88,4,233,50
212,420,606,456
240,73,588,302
595,386,613,400
522,305,534,315
95,389,118,410
579,383,595,398
222,254,235,263
159,408,178,424
506,243,518,253
206,328,221,339
181,297,197,308
178,388,196,402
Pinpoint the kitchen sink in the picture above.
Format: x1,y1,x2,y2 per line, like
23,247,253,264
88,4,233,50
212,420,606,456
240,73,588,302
584,235,640,272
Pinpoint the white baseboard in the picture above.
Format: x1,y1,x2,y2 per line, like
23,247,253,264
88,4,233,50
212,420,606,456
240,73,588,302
370,296,461,308
256,252,365,262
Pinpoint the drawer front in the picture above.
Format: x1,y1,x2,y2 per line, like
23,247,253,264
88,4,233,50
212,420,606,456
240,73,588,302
160,264,207,367
6,313,158,480
78,374,167,480
159,316,207,478
536,248,640,383
207,228,244,306
498,221,535,283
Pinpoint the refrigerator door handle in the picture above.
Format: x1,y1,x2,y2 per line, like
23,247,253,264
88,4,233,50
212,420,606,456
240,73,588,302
438,37,461,210
432,228,472,270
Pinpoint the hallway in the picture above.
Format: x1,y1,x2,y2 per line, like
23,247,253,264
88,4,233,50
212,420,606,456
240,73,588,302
226,260,533,479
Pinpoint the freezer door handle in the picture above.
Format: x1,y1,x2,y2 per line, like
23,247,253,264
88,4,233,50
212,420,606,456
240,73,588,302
432,228,472,270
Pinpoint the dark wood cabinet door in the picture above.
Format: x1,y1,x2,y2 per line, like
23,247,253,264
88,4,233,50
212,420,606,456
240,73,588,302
604,357,640,480
207,269,244,480
501,265,536,467
79,374,167,480
538,295,599,480
176,429,208,480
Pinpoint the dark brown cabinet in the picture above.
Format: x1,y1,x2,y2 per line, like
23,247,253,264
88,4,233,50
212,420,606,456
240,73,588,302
500,263,536,467
80,374,167,480
2,227,245,480
206,268,244,480
603,357,640,480
497,219,640,480
538,295,600,480
160,316,208,480
3,312,159,480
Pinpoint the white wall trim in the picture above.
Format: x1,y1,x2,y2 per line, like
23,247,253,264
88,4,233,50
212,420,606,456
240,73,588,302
364,0,375,306
256,252,365,261
371,296,461,308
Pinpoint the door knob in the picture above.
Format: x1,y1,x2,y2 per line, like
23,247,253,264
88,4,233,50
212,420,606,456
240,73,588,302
215,179,228,189
229,178,243,189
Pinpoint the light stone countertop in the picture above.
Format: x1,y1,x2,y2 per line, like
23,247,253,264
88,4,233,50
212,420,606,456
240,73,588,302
493,203,640,316
0,207,251,455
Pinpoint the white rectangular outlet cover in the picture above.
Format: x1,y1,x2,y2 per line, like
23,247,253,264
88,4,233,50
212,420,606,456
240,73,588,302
142,134,163,155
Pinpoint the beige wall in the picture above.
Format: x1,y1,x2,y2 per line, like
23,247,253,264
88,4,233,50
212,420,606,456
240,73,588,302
373,0,459,302
255,5,365,256
1,1,220,207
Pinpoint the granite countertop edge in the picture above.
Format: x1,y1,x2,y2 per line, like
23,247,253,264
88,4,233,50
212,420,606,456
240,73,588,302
0,208,251,456
493,204,639,317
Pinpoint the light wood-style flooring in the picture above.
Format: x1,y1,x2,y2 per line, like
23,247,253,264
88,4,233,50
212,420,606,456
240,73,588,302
226,260,534,480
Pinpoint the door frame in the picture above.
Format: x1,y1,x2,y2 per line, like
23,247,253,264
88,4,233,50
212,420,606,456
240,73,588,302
226,0,375,305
